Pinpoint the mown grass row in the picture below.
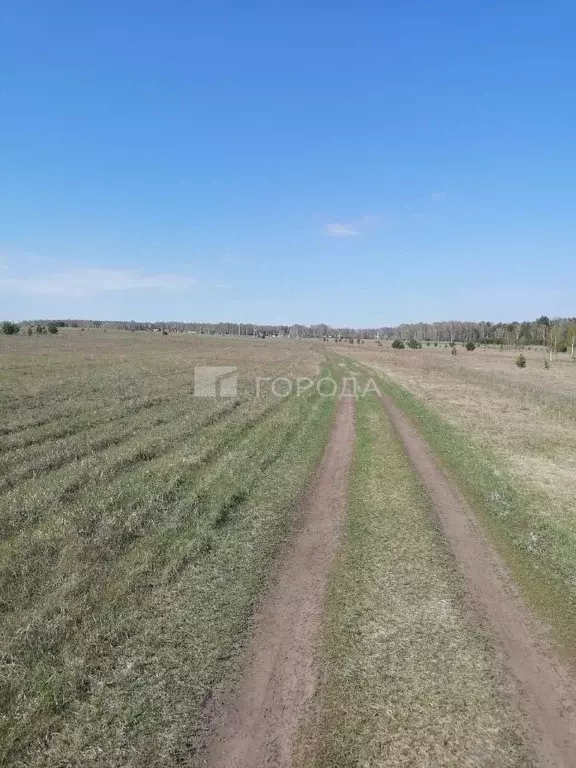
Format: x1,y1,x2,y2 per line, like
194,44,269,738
298,392,526,767
347,358,576,665
0,362,339,767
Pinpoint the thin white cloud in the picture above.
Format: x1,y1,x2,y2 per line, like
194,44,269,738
324,222,363,238
430,191,446,200
0,268,196,297
324,214,385,238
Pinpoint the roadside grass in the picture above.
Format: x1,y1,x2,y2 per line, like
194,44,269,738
298,393,526,767
0,334,335,766
348,358,576,664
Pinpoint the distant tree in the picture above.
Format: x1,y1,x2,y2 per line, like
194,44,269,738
566,322,576,361
27,326,33,336
465,341,476,351
516,353,527,368
2,321,20,335
35,324,44,334
392,339,405,349
47,323,59,334
407,338,421,349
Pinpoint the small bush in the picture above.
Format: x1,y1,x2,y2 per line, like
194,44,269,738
433,342,438,347
544,359,550,369
27,326,33,336
407,339,422,349
391,339,405,349
516,354,527,368
465,341,476,351
2,321,20,335
451,346,458,356
47,323,59,334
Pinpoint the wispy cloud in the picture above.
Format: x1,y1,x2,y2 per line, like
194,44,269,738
324,214,384,238
324,222,363,238
0,268,196,297
430,191,446,200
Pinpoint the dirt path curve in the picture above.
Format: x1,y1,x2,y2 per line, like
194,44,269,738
378,391,576,768
204,396,355,768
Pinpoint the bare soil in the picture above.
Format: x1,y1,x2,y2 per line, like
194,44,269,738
203,396,355,768
378,391,576,767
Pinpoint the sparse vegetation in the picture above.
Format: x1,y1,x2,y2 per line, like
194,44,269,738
466,341,476,351
391,339,405,349
516,353,527,368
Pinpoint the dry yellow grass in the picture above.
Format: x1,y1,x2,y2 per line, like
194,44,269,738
346,343,576,530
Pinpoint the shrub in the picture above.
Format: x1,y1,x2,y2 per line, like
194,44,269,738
391,339,405,349
27,326,33,336
465,341,476,351
1,321,20,335
544,359,550,369
433,342,438,347
451,346,458,356
516,354,527,368
47,323,59,334
407,339,422,349
35,324,44,334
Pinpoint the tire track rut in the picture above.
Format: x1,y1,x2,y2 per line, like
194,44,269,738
203,395,355,768
378,390,576,767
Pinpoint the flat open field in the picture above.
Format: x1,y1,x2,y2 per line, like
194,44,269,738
1,331,576,767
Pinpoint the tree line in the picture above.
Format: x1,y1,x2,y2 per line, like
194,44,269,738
4,316,576,356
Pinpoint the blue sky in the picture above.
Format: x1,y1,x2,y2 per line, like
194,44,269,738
1,0,575,325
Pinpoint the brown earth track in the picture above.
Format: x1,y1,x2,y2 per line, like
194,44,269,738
202,395,355,768
378,390,576,767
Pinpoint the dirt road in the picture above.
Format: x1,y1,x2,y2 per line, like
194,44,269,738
204,396,355,768
378,391,576,767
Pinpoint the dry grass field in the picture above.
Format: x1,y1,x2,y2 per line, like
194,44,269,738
343,342,576,657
